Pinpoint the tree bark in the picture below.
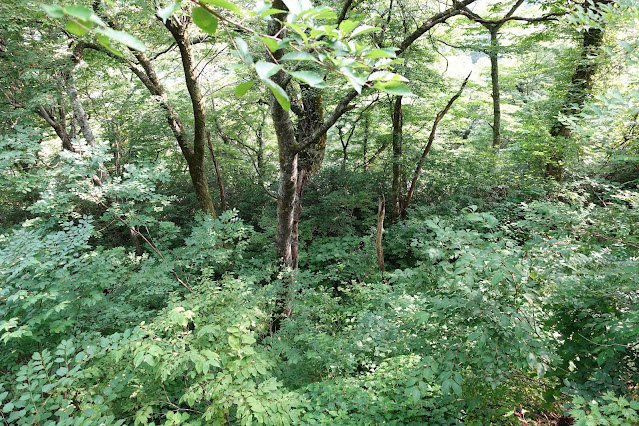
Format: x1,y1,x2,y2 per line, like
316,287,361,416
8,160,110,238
35,105,75,152
130,226,143,256
267,0,478,266
489,27,501,148
65,75,95,147
291,169,308,269
390,96,403,220
291,85,326,268
206,131,227,213
338,126,348,173
269,0,330,268
461,0,544,149
363,112,369,171
272,94,299,266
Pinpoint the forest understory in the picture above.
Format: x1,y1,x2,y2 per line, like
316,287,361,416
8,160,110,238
1,0,638,425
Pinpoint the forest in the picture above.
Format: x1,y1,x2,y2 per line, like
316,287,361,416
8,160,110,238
0,0,638,424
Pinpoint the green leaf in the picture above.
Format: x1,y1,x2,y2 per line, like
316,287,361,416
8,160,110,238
364,48,396,59
442,379,451,394
241,334,256,344
87,13,105,27
410,387,420,403
374,58,405,68
201,0,243,15
143,353,155,366
2,402,13,413
95,28,146,51
351,24,379,38
157,2,182,21
235,81,256,97
259,36,279,53
264,79,290,111
260,8,285,18
368,71,407,82
302,6,336,20
192,7,218,34
289,71,326,88
62,5,92,21
41,4,64,18
233,37,253,65
96,34,123,57
255,61,282,80
468,329,481,341
618,40,633,53
339,19,358,36
373,80,413,96
133,350,145,368
451,381,462,396
228,335,240,348
287,22,308,43
65,20,90,37
341,67,367,93
280,51,315,61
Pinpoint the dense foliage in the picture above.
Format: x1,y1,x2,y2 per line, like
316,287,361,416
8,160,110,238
1,0,638,424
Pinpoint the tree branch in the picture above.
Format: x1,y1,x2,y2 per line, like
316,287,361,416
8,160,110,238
302,0,478,151
337,0,355,25
397,0,478,55
401,72,471,215
461,7,564,28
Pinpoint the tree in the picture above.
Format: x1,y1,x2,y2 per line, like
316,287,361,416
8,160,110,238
546,0,611,180
460,0,562,148
55,2,222,215
400,73,471,216
264,0,479,267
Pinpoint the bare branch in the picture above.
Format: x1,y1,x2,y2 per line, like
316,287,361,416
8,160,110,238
397,0,478,55
401,72,471,215
337,0,355,25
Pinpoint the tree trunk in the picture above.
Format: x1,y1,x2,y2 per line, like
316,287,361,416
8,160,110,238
401,74,470,216
272,100,299,266
339,126,349,173
130,226,143,256
460,0,529,149
489,27,501,148
83,5,218,216
268,0,298,269
65,75,95,147
376,195,385,277
390,96,403,220
63,58,109,183
291,169,308,269
165,18,217,216
266,0,477,265
293,85,327,266
207,130,227,213
35,105,75,152
363,112,369,171
546,6,606,180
